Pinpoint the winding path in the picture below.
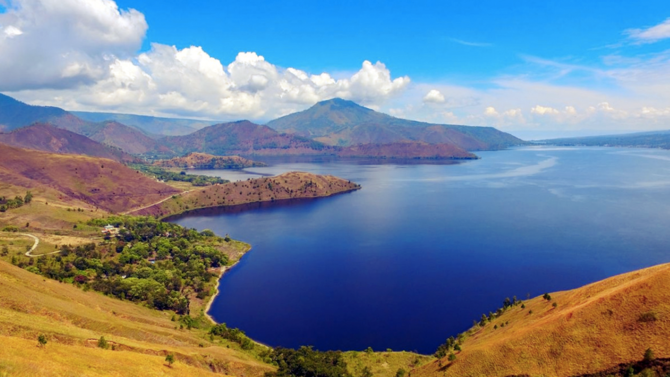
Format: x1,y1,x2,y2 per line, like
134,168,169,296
123,190,193,215
21,233,61,258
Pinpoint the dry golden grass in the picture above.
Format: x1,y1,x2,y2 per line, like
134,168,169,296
0,260,273,377
413,263,670,377
343,351,433,377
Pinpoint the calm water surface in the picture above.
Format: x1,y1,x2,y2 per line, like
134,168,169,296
169,147,670,353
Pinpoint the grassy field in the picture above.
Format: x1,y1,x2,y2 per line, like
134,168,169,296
343,351,434,377
0,259,273,376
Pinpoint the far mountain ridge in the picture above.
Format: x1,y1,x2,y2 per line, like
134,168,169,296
267,98,525,150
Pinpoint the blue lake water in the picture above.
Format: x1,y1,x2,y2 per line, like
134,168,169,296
168,146,670,354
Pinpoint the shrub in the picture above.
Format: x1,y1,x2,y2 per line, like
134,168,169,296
644,347,654,362
37,334,48,347
638,311,658,322
543,293,552,301
165,354,175,366
395,368,406,377
97,336,108,349
448,353,456,362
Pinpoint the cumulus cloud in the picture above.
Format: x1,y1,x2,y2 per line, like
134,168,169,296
531,105,560,115
0,0,147,91
423,89,445,103
626,17,670,44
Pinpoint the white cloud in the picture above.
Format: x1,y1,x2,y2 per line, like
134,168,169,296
0,0,147,91
531,105,559,115
626,17,670,44
484,106,498,116
423,89,445,103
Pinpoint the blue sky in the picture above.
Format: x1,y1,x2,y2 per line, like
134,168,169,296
2,0,670,138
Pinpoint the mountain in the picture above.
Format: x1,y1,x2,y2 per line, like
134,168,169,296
413,263,670,377
154,152,267,169
0,123,136,163
51,120,170,156
267,98,524,149
543,130,670,149
0,93,70,131
72,111,216,136
0,144,179,212
161,120,331,156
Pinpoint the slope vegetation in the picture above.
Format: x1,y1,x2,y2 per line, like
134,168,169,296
544,130,670,149
339,141,476,159
154,152,267,169
0,260,272,377
0,144,179,213
413,263,670,377
72,111,215,136
135,171,361,217
0,123,136,162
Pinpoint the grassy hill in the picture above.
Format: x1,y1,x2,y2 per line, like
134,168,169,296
0,259,272,377
0,144,179,213
413,263,670,377
267,98,525,150
0,123,137,163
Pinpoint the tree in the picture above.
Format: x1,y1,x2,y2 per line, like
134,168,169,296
165,353,175,366
552,302,558,308
644,347,655,362
448,353,456,362
37,334,48,347
24,191,33,204
361,366,373,377
97,336,108,349
543,293,552,301
395,368,406,377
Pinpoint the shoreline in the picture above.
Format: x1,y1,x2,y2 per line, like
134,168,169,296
204,243,251,324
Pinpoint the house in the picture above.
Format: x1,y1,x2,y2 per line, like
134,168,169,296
101,224,119,236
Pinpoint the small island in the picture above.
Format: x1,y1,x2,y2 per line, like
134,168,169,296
135,171,362,218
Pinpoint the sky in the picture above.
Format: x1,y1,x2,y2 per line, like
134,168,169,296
1,0,670,138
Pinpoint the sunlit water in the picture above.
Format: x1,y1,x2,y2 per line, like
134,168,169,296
168,146,670,353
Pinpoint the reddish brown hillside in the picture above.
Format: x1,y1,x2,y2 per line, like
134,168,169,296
0,144,179,213
136,171,360,217
162,120,332,156
413,263,670,377
0,123,136,162
154,152,266,169
338,141,477,159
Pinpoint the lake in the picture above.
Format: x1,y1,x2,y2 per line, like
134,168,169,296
168,146,670,354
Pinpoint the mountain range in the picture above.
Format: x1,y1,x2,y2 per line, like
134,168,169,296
0,93,525,160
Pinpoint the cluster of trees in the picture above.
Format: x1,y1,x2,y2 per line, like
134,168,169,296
264,346,352,377
0,191,32,212
13,216,230,314
209,323,255,350
129,164,227,186
435,296,526,359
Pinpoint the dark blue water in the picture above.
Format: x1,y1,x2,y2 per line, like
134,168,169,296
169,147,670,354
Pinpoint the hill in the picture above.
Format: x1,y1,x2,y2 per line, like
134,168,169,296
53,120,170,156
412,263,670,377
135,171,361,217
0,123,136,163
267,98,524,150
543,130,670,149
0,93,70,132
0,259,272,377
161,120,331,156
72,111,216,137
154,152,267,169
0,144,179,213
